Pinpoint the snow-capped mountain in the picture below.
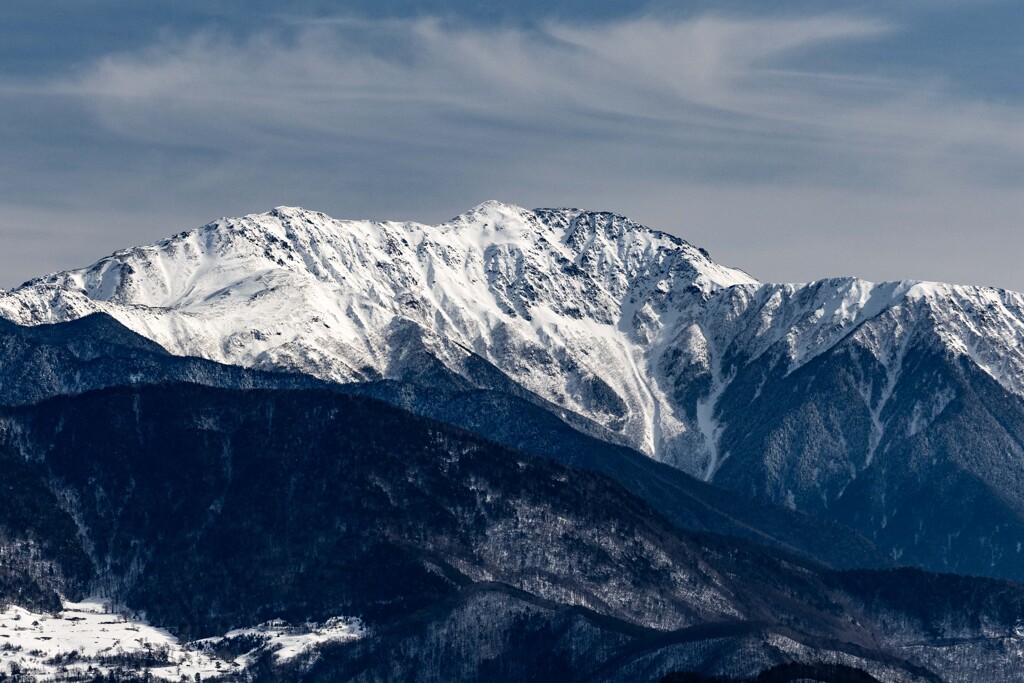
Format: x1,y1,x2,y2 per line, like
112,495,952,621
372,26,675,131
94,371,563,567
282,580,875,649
3,201,1024,579
0,200,758,462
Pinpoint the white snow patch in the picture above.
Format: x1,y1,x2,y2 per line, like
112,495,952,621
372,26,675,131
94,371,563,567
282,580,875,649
695,326,730,482
0,599,222,680
199,617,364,666
0,599,363,681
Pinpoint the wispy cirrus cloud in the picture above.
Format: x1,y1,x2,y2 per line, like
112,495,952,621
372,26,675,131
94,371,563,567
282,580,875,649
60,16,896,153
1,12,1023,289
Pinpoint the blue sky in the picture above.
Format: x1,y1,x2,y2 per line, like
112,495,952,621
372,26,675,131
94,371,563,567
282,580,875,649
2,1,1022,289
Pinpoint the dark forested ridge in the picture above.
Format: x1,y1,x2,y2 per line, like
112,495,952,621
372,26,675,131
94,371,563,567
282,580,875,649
0,384,1023,681
0,313,326,406
2,384,887,637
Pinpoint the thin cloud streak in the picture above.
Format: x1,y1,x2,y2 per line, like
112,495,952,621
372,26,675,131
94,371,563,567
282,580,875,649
60,17,898,152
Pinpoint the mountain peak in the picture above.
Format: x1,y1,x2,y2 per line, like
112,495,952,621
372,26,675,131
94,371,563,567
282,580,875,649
467,199,526,213
270,204,307,215
446,200,536,229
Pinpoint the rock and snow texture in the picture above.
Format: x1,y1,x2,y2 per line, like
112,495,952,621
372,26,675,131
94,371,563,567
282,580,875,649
2,201,1024,481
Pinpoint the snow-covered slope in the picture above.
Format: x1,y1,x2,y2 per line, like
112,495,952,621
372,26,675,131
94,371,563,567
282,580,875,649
3,202,1022,469
3,201,1024,578
0,599,362,680
0,201,759,465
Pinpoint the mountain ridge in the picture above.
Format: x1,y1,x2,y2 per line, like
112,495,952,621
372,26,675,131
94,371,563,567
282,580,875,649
3,202,1024,581
4,202,1021,463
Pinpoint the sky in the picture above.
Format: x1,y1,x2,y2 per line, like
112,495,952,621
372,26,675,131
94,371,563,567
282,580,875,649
1,1,1023,290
